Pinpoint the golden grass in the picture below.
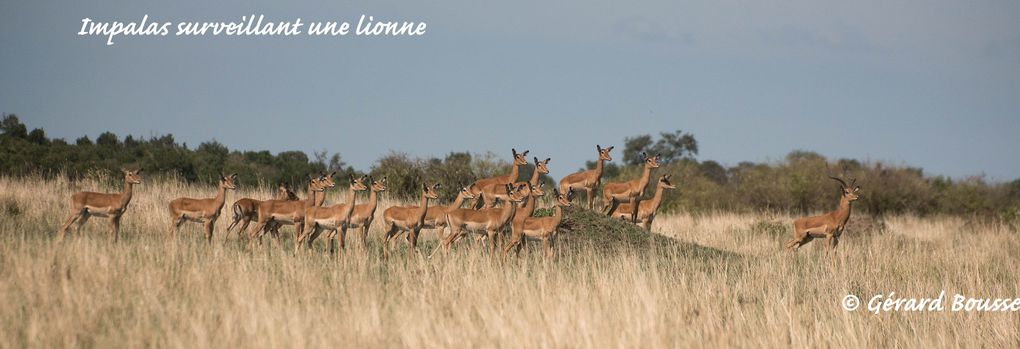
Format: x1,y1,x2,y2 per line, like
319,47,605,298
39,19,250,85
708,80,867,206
1,175,1018,348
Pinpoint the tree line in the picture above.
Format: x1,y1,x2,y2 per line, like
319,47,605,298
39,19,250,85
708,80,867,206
2,114,1018,219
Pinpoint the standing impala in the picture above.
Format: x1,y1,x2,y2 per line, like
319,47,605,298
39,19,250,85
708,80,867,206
481,157,549,208
420,186,475,241
168,174,238,242
467,148,528,209
57,168,142,242
785,174,860,253
441,183,527,257
300,174,369,254
560,145,613,210
248,176,324,249
330,176,387,250
504,188,572,262
224,183,297,245
380,183,441,258
611,174,676,231
602,152,660,222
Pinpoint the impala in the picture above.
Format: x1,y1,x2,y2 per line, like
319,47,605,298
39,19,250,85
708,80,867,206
559,145,613,210
467,148,528,209
57,168,143,242
481,157,549,208
611,174,676,231
326,176,387,250
441,183,527,257
503,188,572,261
168,174,238,242
785,174,860,253
223,183,297,245
380,183,441,258
300,174,369,253
602,152,660,222
420,186,475,241
248,176,324,249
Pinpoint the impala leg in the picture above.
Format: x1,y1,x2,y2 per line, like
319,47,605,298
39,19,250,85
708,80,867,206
628,197,639,223
605,199,620,217
408,227,422,260
360,225,370,250
502,231,523,263
75,213,91,237
250,220,270,250
382,224,398,259
337,225,349,255
108,215,122,243
204,218,216,243
58,209,84,241
169,216,185,239
584,188,594,210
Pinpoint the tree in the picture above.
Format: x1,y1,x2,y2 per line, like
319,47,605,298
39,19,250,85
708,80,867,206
622,130,698,165
1,114,27,138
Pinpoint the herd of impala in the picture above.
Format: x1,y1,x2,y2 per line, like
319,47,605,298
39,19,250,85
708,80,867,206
55,145,862,259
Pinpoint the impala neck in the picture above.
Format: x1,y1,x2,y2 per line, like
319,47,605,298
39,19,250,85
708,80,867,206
499,200,517,225
519,195,538,219
213,184,228,212
834,195,853,224
120,179,134,208
450,194,467,209
594,157,605,179
415,193,430,226
344,186,358,219
506,163,521,183
314,190,325,207
636,165,653,193
366,189,380,216
648,185,667,212
529,168,542,185
551,205,564,225
305,184,317,207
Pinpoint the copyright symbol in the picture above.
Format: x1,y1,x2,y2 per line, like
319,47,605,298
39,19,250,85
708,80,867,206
842,295,860,311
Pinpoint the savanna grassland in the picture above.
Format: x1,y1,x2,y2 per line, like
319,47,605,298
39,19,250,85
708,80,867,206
1,175,1018,348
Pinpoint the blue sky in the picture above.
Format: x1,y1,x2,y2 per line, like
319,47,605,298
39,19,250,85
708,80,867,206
2,0,1019,181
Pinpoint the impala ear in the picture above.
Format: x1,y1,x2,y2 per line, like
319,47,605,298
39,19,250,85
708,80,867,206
135,168,143,174
230,173,238,179
523,150,529,156
539,182,545,188
545,157,550,164
854,186,861,192
607,146,614,152
433,183,441,190
534,157,539,164
512,148,517,156
641,152,647,160
596,144,602,151
329,171,336,177
382,176,387,183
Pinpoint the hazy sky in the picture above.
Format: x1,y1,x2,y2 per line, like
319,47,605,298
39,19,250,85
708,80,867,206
2,1,1019,181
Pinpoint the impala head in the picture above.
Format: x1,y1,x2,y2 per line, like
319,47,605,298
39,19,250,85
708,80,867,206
307,175,326,192
529,182,547,197
349,174,369,192
219,173,238,190
277,183,299,200
511,148,530,166
829,175,861,202
422,183,441,200
596,145,614,161
658,174,676,189
534,157,551,174
320,171,338,190
553,188,573,207
122,168,143,184
369,176,388,192
457,186,476,200
641,152,661,169
504,183,528,203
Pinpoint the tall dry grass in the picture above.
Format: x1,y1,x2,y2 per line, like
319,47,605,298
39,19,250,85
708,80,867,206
0,175,1018,348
